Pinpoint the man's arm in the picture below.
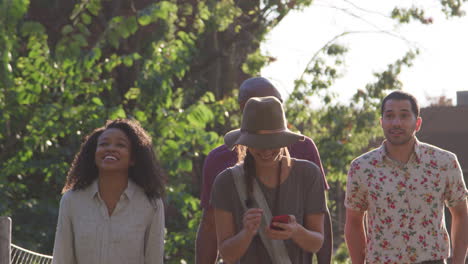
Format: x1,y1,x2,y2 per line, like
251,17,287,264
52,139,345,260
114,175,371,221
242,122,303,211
316,209,333,264
296,137,329,190
196,145,236,264
448,199,468,264
298,137,332,264
196,207,218,264
345,208,366,264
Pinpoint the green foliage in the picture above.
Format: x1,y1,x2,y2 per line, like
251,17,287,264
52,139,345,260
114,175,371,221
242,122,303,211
391,7,434,24
1,0,317,260
333,242,351,264
0,0,465,262
440,0,466,17
209,0,242,32
164,184,201,263
391,0,467,23
242,50,271,76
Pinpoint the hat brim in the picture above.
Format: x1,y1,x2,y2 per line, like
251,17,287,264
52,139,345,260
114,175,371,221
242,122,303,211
224,129,305,150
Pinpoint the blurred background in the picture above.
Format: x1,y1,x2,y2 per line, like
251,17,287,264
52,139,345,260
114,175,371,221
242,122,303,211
1,0,467,263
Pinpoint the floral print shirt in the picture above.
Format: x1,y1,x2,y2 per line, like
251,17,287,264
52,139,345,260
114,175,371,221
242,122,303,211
345,140,467,264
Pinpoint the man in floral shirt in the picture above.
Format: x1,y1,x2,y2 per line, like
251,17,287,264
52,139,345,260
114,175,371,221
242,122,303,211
345,91,468,264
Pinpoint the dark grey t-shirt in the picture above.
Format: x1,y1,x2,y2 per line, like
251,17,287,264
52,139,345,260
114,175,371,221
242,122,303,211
211,158,327,264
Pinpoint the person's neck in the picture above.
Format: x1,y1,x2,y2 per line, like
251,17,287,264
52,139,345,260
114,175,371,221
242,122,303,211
385,138,416,164
255,158,282,186
98,171,129,215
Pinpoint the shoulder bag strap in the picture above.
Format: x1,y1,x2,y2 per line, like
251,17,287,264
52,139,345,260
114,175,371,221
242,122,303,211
231,164,292,264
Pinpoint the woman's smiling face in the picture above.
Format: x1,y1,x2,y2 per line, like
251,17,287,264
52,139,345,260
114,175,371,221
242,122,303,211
248,147,282,166
95,128,134,172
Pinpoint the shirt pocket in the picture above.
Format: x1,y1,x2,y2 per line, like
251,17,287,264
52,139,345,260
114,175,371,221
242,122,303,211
74,216,98,258
111,222,146,263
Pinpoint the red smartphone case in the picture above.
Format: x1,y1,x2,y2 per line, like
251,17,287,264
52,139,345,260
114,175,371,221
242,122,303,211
270,215,290,230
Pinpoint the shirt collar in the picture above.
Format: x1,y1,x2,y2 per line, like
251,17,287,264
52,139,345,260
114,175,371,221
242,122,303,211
87,178,137,201
124,179,137,200
88,180,99,199
377,137,422,164
413,138,423,163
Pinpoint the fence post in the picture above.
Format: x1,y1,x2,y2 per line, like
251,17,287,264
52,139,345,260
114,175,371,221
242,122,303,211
0,216,11,264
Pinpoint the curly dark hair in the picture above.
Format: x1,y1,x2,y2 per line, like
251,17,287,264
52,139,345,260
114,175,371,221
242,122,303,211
62,118,165,199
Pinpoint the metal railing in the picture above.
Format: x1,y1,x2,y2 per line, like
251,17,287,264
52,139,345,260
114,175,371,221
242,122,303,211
11,243,52,264
0,216,11,264
1,216,53,264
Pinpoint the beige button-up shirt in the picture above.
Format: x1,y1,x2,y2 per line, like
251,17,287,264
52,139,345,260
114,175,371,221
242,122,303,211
345,140,467,264
52,180,164,264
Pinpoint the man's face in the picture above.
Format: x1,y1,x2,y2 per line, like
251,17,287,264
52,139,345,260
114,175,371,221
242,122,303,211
380,99,422,146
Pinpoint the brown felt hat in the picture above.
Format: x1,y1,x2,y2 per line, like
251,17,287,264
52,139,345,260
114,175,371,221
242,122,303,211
224,96,304,149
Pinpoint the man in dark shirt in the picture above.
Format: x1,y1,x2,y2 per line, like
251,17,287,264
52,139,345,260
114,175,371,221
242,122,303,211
195,77,332,264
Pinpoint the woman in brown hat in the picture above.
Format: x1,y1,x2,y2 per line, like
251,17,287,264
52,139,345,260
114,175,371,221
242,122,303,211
210,96,327,263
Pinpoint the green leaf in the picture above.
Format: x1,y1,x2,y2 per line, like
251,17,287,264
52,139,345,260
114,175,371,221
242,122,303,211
138,15,152,26
202,92,215,103
72,34,88,47
123,56,133,67
178,159,192,172
61,25,73,35
87,1,101,16
91,97,103,106
134,110,147,121
153,1,178,20
124,87,141,100
132,53,142,60
109,107,126,119
165,139,179,150
77,23,91,36
186,104,214,127
21,22,45,37
126,18,138,36
81,13,92,25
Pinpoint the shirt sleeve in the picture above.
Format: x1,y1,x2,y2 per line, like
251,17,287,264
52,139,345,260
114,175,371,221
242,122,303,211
444,154,468,207
303,162,327,214
210,169,236,212
300,137,329,190
52,191,77,264
145,198,165,264
200,151,216,209
344,159,369,211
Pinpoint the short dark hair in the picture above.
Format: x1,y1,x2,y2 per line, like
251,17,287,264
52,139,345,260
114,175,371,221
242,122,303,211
62,118,165,199
381,90,420,117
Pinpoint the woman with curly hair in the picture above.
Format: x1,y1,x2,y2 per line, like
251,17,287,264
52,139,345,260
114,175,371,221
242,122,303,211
52,119,165,264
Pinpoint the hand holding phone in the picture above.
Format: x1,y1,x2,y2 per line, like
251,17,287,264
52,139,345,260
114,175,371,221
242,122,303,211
270,215,290,230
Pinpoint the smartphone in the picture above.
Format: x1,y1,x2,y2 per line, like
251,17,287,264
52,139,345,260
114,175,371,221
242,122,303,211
270,215,290,230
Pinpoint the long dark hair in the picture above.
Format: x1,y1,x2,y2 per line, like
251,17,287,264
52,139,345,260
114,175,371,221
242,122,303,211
62,118,165,199
236,146,255,202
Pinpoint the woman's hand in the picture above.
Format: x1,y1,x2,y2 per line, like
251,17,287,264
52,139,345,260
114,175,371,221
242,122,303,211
215,207,264,263
242,208,263,237
265,215,299,240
